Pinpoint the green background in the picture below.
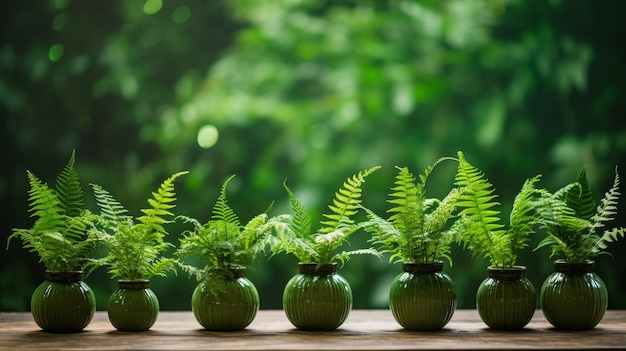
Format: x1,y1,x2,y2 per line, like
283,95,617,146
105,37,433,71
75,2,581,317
2,0,625,312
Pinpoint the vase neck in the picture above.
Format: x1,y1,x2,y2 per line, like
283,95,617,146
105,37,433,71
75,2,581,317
118,280,151,289
230,268,246,278
402,262,443,273
298,262,337,275
45,271,84,283
554,260,595,273
487,266,526,281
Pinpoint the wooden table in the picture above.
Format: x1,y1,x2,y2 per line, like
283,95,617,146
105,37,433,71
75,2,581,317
1,310,625,350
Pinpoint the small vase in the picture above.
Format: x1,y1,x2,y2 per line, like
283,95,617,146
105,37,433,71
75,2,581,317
30,271,96,333
282,262,352,331
476,266,536,330
192,268,260,331
540,260,608,330
389,262,456,330
107,280,159,332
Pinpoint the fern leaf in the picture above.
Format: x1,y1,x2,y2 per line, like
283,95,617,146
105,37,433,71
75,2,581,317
91,183,130,226
507,176,543,254
590,170,625,252
455,152,504,237
137,171,188,232
283,180,311,239
567,167,596,220
387,167,422,245
320,166,380,231
26,171,65,235
455,152,508,266
210,175,242,242
55,150,84,218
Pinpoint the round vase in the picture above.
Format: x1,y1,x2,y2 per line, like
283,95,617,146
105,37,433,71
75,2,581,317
30,271,96,333
476,266,536,330
282,262,352,331
389,262,456,330
540,260,608,330
107,280,159,332
192,269,260,331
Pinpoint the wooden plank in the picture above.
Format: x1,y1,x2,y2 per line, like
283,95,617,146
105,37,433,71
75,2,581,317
0,310,625,350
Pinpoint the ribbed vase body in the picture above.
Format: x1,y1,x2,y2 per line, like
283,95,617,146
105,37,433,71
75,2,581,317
192,271,260,331
540,260,608,330
282,263,352,331
476,266,536,330
30,271,96,333
107,280,159,332
389,262,456,330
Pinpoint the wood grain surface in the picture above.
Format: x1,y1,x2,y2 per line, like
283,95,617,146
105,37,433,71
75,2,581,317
1,310,625,350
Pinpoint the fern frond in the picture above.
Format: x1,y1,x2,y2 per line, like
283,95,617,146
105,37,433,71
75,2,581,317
387,167,422,247
332,248,381,266
283,180,311,239
320,166,380,232
360,206,402,262
211,175,241,234
566,168,596,221
507,175,543,257
138,171,188,233
90,183,131,228
55,150,84,218
589,170,625,253
25,171,64,234
455,151,506,266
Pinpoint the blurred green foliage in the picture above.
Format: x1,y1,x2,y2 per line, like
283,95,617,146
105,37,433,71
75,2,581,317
2,0,625,312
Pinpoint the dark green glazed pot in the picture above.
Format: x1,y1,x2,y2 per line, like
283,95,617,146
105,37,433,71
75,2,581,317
476,266,536,330
389,262,456,330
283,263,352,331
30,271,96,333
107,280,159,332
191,269,260,331
541,260,608,330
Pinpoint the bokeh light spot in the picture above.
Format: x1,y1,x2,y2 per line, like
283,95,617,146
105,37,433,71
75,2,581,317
197,124,219,149
48,44,64,62
172,6,191,24
143,0,162,15
52,14,68,30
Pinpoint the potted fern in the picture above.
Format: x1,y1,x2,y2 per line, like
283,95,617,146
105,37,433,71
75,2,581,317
271,166,380,331
176,175,274,331
454,151,543,330
359,160,459,330
89,171,187,332
535,167,625,330
8,151,98,333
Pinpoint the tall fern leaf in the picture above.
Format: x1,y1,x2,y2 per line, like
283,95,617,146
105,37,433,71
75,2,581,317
90,183,130,227
138,171,188,233
567,168,596,221
455,151,506,265
321,166,380,232
283,180,311,240
55,150,84,218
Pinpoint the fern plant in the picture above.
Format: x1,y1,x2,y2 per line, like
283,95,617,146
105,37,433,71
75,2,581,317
88,171,187,281
271,166,381,266
535,167,626,262
176,175,274,295
453,151,545,268
360,158,460,265
8,150,98,272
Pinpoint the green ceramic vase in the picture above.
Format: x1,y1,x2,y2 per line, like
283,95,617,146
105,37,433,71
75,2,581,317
282,262,352,331
476,266,536,330
389,262,456,330
191,269,260,331
107,280,159,332
30,271,96,333
541,260,608,330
